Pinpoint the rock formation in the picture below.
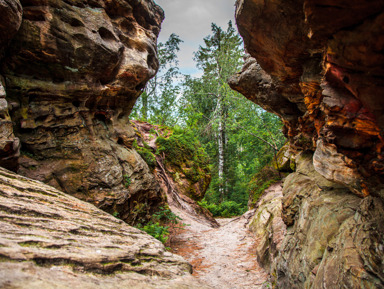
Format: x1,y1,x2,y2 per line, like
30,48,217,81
230,0,384,287
230,0,384,197
0,0,22,171
0,167,208,288
1,0,166,224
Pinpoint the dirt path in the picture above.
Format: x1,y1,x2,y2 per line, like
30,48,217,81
169,206,270,289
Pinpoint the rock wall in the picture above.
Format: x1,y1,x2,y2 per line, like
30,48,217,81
230,0,384,288
0,167,207,288
250,154,384,288
230,0,384,197
0,0,166,224
0,0,22,171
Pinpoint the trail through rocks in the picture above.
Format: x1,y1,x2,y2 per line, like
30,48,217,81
169,205,270,289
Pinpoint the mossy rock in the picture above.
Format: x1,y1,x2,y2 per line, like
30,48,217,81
272,143,293,172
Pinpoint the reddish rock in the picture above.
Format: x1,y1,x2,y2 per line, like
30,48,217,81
231,0,384,198
232,0,384,287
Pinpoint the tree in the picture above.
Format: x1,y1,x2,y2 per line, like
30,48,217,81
180,22,285,206
131,33,183,125
181,22,243,201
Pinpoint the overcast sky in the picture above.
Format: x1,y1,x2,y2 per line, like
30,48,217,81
154,0,237,77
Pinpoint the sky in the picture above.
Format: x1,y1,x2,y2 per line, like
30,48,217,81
154,0,237,77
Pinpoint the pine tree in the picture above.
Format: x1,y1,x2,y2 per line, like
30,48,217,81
132,33,183,125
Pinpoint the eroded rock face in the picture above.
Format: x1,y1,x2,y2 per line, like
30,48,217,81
0,167,208,288
250,154,384,288
230,0,384,197
248,182,286,272
1,0,166,224
277,153,384,288
0,0,22,171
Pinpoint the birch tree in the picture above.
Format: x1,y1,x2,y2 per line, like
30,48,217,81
182,22,243,200
180,22,285,205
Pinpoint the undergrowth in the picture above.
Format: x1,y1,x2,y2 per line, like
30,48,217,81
136,206,185,245
198,200,246,217
248,165,282,208
133,139,156,169
156,126,210,183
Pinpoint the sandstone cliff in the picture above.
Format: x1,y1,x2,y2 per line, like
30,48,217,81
1,0,166,224
230,0,384,288
230,0,384,197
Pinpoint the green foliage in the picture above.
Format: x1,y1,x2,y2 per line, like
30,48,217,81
179,21,286,209
156,127,210,184
131,34,183,126
199,200,246,217
152,206,182,224
137,206,184,244
132,22,287,215
133,139,156,169
248,165,282,208
141,222,170,244
123,174,131,188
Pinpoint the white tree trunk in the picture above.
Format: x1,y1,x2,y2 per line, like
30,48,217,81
217,95,225,200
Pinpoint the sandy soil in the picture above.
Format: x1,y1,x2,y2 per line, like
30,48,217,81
169,206,270,289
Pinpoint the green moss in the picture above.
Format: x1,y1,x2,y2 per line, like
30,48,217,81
133,140,156,169
248,165,283,208
155,128,210,186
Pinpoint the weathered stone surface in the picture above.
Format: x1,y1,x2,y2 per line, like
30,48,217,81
1,0,166,224
0,0,22,171
251,154,384,288
232,0,384,196
0,167,208,288
275,153,384,288
0,0,22,53
0,77,20,171
271,143,293,172
229,55,302,123
248,182,286,272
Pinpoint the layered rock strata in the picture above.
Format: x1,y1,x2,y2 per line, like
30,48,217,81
1,0,166,224
0,167,208,288
0,0,22,171
250,153,384,288
230,0,384,197
231,0,384,287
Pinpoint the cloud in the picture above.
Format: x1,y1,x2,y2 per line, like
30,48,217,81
154,0,237,76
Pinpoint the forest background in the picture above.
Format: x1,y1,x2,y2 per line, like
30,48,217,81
131,22,286,216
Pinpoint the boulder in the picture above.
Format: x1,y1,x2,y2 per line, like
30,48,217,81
0,167,208,288
276,153,384,288
248,182,286,272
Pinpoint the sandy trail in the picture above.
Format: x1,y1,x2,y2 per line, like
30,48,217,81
169,206,269,289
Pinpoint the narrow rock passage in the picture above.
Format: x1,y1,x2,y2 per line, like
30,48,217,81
169,206,269,289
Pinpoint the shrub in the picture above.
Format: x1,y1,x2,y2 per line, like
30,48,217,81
133,140,156,169
136,206,184,244
198,200,246,217
141,222,170,244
